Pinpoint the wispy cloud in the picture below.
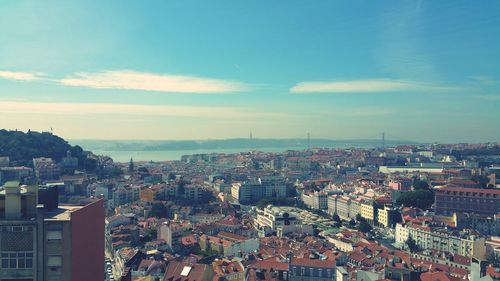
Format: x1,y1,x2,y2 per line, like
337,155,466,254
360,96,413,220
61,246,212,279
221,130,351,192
60,70,248,93
0,101,286,119
476,95,500,101
0,70,44,81
290,79,455,93
469,76,499,85
374,2,437,80
334,108,394,117
315,107,395,117
0,69,249,94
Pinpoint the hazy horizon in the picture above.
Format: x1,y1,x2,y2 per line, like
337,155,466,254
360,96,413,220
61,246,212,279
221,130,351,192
69,137,419,162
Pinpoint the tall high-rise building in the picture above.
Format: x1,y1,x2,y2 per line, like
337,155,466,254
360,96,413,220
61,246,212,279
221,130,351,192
0,181,104,281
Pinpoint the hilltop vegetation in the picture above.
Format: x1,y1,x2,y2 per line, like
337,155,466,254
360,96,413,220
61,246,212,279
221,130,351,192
0,129,91,168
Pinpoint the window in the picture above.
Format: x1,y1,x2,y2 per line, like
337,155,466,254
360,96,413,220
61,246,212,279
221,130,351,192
1,253,8,268
9,253,16,268
0,252,33,269
12,226,23,232
47,255,62,267
18,253,25,268
26,253,33,268
47,230,62,241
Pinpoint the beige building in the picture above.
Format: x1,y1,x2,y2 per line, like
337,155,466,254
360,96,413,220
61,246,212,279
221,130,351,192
302,191,328,210
377,205,400,228
199,232,259,257
33,157,60,181
360,201,375,224
328,195,362,222
395,223,486,259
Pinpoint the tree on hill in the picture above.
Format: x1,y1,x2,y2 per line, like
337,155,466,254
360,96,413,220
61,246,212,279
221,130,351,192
358,219,372,233
332,213,341,223
150,203,168,218
0,129,91,170
487,253,500,267
396,189,435,209
406,236,419,252
356,214,363,222
128,158,134,172
413,179,430,190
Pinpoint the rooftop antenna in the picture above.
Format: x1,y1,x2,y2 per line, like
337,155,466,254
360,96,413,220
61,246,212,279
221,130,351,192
250,131,253,140
382,132,385,149
307,132,311,150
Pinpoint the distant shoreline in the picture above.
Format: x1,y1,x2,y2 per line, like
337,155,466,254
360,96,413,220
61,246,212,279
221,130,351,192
70,138,419,162
70,138,417,151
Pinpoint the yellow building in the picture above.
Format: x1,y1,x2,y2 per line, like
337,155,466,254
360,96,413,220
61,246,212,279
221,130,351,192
377,205,400,228
360,201,375,224
377,206,389,227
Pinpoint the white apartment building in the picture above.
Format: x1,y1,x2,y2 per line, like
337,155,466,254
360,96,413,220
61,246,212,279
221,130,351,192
395,223,486,259
302,191,328,210
255,205,301,235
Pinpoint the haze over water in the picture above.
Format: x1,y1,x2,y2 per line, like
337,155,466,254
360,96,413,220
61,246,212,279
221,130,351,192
72,139,413,162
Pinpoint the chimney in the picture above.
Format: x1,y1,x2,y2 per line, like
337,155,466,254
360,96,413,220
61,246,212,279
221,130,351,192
5,181,22,219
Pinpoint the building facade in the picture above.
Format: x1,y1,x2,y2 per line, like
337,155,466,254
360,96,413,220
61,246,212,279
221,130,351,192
434,187,500,215
360,201,375,225
231,177,286,204
377,206,400,228
289,257,336,281
302,191,328,210
0,181,104,281
395,223,486,259
255,205,301,235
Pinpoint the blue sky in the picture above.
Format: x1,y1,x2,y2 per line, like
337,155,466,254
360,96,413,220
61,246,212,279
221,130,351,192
0,0,499,142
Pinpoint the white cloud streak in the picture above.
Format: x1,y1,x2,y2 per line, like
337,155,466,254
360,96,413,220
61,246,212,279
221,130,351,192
60,70,248,93
0,70,44,81
315,107,395,117
290,79,455,93
0,69,249,94
0,101,286,119
476,95,500,101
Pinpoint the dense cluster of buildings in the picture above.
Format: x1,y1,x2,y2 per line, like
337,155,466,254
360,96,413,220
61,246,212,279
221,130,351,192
1,142,500,281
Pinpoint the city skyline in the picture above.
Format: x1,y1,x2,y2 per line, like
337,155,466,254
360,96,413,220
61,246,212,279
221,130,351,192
1,1,499,142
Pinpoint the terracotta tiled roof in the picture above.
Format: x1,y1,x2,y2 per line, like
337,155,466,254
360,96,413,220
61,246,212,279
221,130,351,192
436,186,500,195
486,265,500,278
419,271,462,281
451,254,470,265
163,261,209,281
217,231,248,242
213,259,244,276
290,257,335,268
247,257,289,271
